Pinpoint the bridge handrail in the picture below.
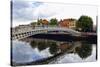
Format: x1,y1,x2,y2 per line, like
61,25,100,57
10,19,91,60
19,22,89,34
12,27,80,35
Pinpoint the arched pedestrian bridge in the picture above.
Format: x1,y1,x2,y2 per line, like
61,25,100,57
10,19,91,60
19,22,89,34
12,27,81,40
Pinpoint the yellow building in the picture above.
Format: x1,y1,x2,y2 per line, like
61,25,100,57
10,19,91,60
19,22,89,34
42,19,49,25
59,18,76,29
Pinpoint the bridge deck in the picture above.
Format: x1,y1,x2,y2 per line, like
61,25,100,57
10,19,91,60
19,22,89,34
12,27,81,40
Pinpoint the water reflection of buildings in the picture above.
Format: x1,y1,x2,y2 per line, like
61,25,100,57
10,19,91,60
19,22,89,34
58,43,72,52
13,38,95,66
12,38,95,65
19,38,92,59
20,38,92,59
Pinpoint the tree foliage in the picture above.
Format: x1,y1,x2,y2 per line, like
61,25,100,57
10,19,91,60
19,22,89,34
49,18,58,25
37,19,42,25
76,15,93,32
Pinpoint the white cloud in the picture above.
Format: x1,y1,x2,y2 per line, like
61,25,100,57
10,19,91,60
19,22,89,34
33,2,97,23
12,0,43,27
12,1,98,27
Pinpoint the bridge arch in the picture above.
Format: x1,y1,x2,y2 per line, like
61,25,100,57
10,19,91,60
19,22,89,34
12,27,81,40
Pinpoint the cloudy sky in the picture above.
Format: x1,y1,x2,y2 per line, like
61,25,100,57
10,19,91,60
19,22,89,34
12,0,98,27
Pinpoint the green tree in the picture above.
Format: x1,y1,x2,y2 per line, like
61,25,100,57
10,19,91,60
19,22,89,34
49,18,58,26
76,15,93,32
37,19,42,25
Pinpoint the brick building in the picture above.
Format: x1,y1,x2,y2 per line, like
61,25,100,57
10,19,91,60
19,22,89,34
59,18,76,29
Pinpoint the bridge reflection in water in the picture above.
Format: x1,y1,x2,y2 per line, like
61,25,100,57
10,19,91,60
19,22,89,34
11,36,97,66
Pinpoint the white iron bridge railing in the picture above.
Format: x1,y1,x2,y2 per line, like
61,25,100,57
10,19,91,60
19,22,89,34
12,27,81,40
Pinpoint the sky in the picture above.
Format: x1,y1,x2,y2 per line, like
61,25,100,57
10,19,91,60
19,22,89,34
12,0,98,27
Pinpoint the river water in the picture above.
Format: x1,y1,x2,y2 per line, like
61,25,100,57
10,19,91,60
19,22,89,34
11,37,97,65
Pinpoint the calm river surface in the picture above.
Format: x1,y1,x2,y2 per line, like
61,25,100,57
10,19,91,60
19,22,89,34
12,37,97,65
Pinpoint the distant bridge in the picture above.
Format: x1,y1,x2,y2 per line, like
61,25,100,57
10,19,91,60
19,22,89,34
12,27,81,40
